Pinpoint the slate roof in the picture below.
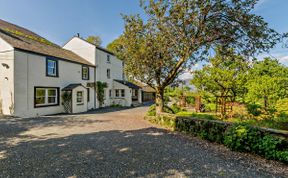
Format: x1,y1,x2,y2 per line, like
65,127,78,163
0,19,94,66
62,84,86,91
114,80,141,89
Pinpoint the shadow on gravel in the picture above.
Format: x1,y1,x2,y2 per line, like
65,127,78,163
0,127,285,177
0,116,110,143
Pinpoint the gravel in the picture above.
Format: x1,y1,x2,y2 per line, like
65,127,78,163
0,106,287,178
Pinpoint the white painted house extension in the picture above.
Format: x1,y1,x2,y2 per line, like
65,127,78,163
63,36,142,107
0,19,142,117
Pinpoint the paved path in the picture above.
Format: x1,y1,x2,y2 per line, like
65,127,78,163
0,106,287,178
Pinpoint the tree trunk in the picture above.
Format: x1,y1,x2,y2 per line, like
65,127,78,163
155,88,164,115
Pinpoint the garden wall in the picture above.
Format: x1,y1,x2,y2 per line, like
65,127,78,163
145,114,288,163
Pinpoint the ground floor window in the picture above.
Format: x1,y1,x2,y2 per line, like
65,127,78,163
115,89,119,97
109,89,112,98
121,89,125,97
34,87,59,107
115,89,125,98
77,91,84,104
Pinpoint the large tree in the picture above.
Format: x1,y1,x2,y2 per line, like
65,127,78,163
246,58,288,110
109,0,285,114
191,48,249,117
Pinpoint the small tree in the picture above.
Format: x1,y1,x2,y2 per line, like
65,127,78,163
191,48,249,117
246,58,288,110
86,35,102,46
108,0,284,114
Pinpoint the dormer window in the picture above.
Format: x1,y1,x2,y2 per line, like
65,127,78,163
107,55,111,63
46,58,58,77
82,66,89,80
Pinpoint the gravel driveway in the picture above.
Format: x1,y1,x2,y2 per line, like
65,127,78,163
0,106,287,178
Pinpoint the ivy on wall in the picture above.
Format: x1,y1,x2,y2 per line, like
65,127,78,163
97,81,108,107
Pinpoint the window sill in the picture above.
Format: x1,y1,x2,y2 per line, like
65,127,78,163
34,103,59,108
77,103,84,106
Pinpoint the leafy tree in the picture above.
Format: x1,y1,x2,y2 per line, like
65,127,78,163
86,35,102,46
107,36,124,60
191,48,249,117
109,0,284,114
246,58,288,110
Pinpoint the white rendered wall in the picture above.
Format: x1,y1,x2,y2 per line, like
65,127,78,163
63,37,96,65
0,38,14,115
13,50,96,117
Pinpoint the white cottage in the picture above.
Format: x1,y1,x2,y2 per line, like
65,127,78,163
0,19,96,117
63,36,142,107
0,19,142,117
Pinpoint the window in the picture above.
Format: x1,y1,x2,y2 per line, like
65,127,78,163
115,89,119,97
46,58,58,77
34,87,59,107
107,69,111,79
77,91,84,104
82,66,89,80
107,55,111,63
109,89,112,98
121,89,125,97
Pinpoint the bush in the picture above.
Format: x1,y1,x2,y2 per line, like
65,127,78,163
147,105,156,116
246,103,262,116
146,114,288,163
223,124,262,152
275,98,288,115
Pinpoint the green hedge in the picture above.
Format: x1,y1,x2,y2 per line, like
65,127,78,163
145,115,288,163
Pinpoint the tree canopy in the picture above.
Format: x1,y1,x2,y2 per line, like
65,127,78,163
86,35,102,46
246,58,288,109
108,0,285,114
191,48,249,116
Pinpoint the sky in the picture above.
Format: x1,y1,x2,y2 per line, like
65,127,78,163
0,0,287,79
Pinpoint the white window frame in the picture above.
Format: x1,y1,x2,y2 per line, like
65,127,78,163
47,59,57,77
35,87,58,107
76,91,84,104
82,66,89,80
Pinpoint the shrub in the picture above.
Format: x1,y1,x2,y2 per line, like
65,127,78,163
147,105,156,116
246,104,262,116
223,124,262,152
147,114,288,163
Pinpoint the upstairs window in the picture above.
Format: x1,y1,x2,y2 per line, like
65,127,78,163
107,69,111,79
46,58,58,77
82,66,89,80
107,55,111,63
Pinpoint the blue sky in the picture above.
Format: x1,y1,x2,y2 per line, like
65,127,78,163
0,0,287,67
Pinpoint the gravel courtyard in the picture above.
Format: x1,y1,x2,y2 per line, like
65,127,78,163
0,106,287,178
